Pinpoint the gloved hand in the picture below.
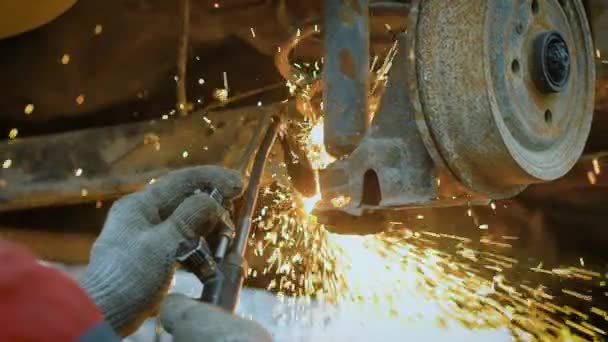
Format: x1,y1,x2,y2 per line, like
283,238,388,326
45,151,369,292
160,293,272,342
80,166,244,336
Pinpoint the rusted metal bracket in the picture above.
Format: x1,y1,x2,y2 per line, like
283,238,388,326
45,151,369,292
316,34,488,234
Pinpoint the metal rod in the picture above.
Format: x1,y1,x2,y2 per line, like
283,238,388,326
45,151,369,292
236,115,272,173
274,24,322,121
213,235,230,260
323,0,370,157
232,116,281,255
199,115,280,312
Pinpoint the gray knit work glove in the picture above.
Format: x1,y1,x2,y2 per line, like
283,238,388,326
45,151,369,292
79,166,244,336
160,293,272,342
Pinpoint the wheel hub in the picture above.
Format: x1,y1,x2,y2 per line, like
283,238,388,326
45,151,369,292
411,0,595,198
535,31,571,93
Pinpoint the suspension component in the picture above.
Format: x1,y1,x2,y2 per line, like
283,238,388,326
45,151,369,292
314,0,595,234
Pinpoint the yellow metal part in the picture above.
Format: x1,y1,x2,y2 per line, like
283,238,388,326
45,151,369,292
0,0,77,39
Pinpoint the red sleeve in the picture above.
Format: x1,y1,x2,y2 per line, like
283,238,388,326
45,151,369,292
0,240,104,342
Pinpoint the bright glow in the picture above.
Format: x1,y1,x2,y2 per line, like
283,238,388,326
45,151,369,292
310,121,323,146
8,128,18,140
328,234,446,319
303,193,321,215
76,94,85,105
301,120,335,170
24,104,34,115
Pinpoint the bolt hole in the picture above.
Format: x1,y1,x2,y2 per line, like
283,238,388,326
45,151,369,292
544,110,553,124
515,23,524,34
511,59,520,74
531,0,539,14
362,169,382,206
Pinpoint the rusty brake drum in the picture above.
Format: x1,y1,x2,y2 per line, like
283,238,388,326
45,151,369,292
410,0,595,198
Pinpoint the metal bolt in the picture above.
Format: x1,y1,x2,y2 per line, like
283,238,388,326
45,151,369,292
533,31,571,93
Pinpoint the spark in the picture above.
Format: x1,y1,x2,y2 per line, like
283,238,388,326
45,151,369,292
254,175,608,340
61,54,70,65
8,128,18,139
94,24,103,35
591,307,607,319
223,71,229,92
302,194,320,215
81,188,88,197
182,151,189,158
370,55,379,72
562,289,592,302
214,89,228,102
298,120,335,170
76,94,85,105
74,168,83,177
198,78,205,85
587,171,597,185
479,224,489,230
592,158,601,175
24,104,34,115
2,159,12,169
250,27,256,38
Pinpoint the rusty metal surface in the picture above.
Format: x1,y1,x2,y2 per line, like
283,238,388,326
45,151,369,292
315,0,597,234
0,103,284,212
318,34,435,218
316,35,491,234
412,0,595,198
323,0,370,158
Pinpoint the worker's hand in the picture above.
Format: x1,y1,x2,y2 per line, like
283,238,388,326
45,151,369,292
160,293,272,342
79,166,244,336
